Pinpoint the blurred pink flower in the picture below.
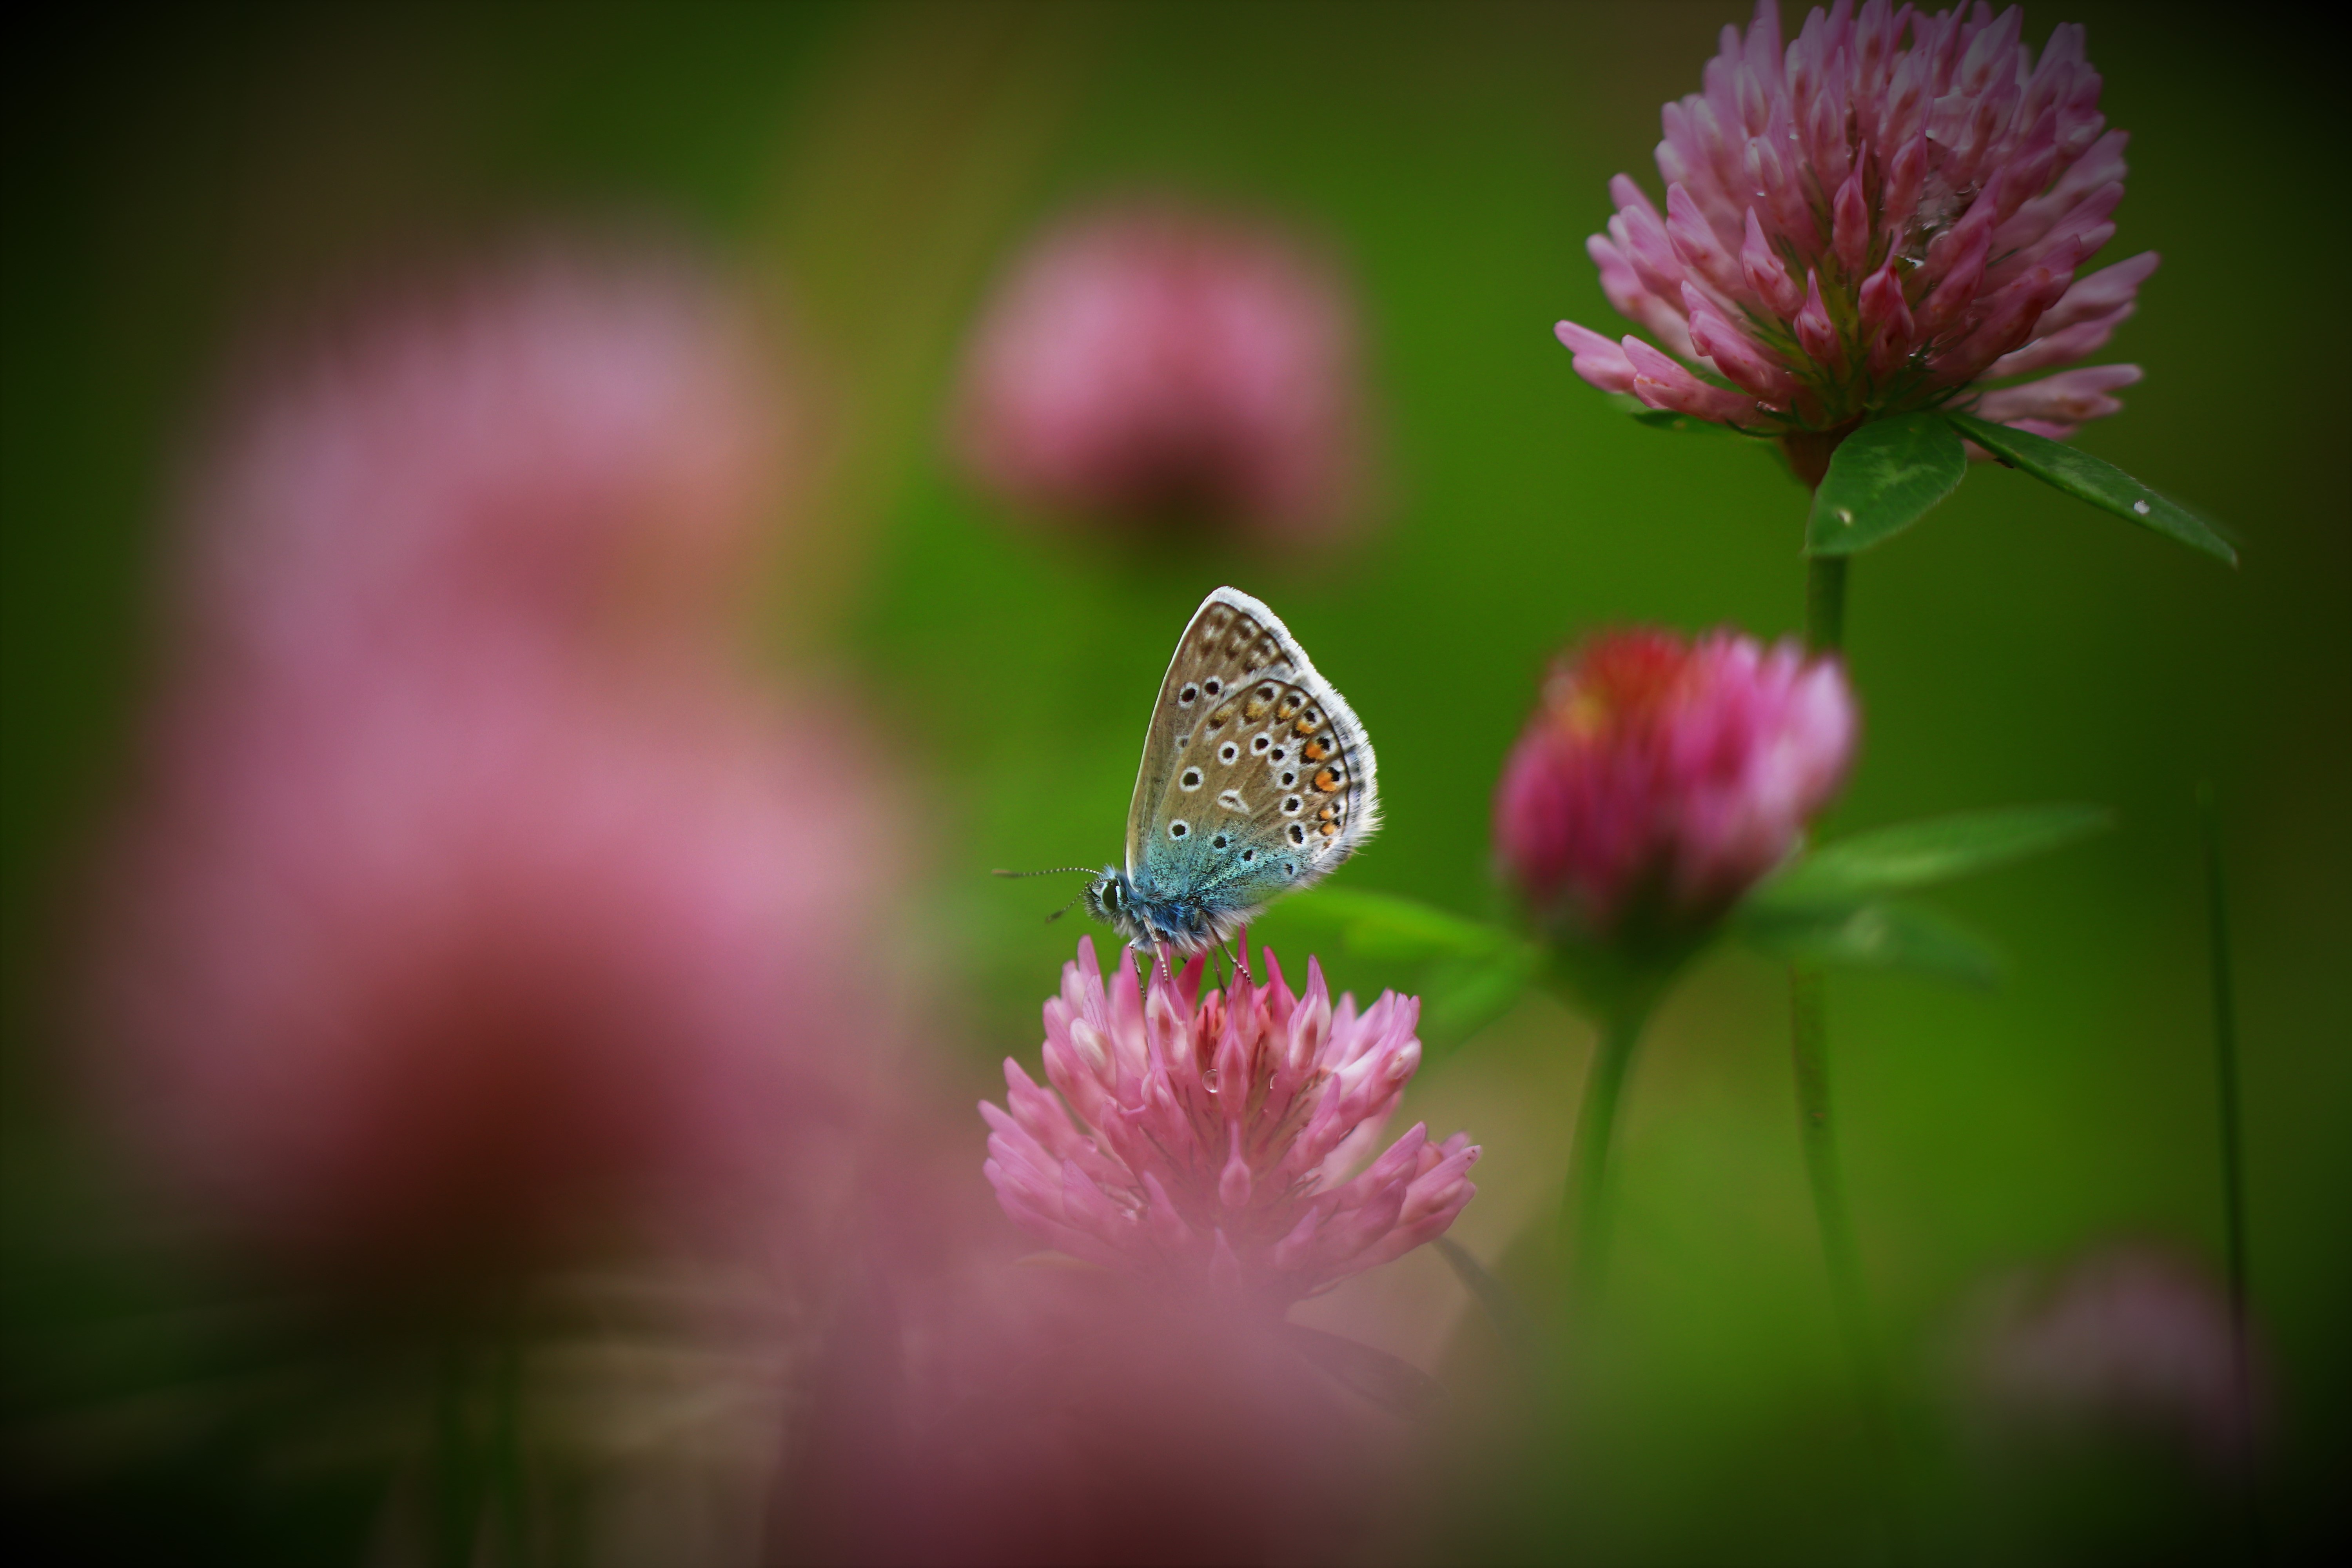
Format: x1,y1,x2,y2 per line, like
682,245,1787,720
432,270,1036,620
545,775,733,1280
1964,1244,2268,1467
98,651,891,1278
981,937,1476,1308
787,1241,1411,1565
954,202,1369,542
91,248,895,1283
183,248,792,680
1495,627,1856,942
1557,1,2155,450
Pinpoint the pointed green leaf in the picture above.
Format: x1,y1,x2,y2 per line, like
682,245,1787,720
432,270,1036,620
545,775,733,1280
1434,1237,1539,1360
1805,410,1969,556
1285,887,1525,964
1737,897,2002,987
1758,804,2113,904
1422,947,1545,1041
1630,407,1742,436
1275,889,1542,1053
1282,1324,1445,1420
1606,392,1742,436
1945,411,2237,565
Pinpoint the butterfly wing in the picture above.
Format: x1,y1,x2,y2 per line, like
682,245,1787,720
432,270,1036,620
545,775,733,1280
1125,587,1379,912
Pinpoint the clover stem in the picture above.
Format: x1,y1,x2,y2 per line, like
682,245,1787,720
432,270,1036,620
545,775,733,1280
1797,550,1907,1558
1560,999,1651,1299
1806,553,1848,653
2199,784,2265,1552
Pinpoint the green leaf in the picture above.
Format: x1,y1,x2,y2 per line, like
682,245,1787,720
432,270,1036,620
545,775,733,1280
1284,887,1525,964
1805,410,1969,556
1422,947,1545,1041
1945,411,2237,565
1608,392,1745,436
1631,408,1742,436
1737,897,2001,987
1282,1324,1444,1421
1758,804,2113,904
1274,889,1542,1051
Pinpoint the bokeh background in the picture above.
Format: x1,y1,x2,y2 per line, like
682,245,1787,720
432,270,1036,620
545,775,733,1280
5,3,2344,1562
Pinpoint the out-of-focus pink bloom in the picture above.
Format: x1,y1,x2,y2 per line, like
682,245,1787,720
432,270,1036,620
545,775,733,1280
184,249,792,679
97,651,891,1278
1495,628,1856,942
91,248,894,1283
1963,1244,2268,1468
786,1231,1410,1565
981,937,1477,1308
1557,2,2156,448
954,202,1368,543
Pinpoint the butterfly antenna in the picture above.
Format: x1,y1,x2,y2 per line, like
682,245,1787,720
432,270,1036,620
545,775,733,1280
991,866,1097,878
1042,885,1091,925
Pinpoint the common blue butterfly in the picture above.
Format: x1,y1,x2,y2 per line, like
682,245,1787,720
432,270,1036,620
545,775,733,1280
1068,586,1379,955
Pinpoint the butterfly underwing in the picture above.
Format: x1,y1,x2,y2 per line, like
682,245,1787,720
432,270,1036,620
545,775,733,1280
1080,586,1379,954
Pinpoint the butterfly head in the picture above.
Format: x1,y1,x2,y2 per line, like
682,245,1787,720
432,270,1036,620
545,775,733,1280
1083,864,1226,953
1082,866,1145,945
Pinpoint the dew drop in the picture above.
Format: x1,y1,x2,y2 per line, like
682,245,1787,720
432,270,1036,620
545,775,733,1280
2132,499,2151,515
1836,506,1855,525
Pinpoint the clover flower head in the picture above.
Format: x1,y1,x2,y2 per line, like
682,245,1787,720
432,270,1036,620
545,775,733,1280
981,938,1476,1307
1495,627,1857,942
1965,1244,2268,1468
1558,0,2155,446
955,202,1368,541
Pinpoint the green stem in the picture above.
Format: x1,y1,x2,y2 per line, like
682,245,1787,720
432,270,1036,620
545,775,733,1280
2199,784,2265,1564
1797,554,1873,1368
1789,969,1882,1399
1560,1002,1651,1299
1798,550,1906,1557
1806,554,1848,654
434,1338,483,1568
490,1323,529,1568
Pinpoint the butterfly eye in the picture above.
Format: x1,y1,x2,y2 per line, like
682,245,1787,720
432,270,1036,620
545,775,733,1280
1178,682,1199,706
1168,820,1189,840
1218,742,1240,765
1179,767,1203,791
1257,683,1277,701
1270,746,1287,762
1281,859,1298,878
1249,733,1271,755
1203,678,1223,697
1240,849,1256,864
1287,823,1307,845
1281,795,1303,815
1279,771,1298,788
1211,833,1229,850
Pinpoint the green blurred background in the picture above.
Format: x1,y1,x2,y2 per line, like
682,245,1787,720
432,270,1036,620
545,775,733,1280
5,3,2344,1561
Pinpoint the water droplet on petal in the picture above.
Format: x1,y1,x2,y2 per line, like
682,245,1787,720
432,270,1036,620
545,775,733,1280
2132,499,2151,515
1837,507,1855,525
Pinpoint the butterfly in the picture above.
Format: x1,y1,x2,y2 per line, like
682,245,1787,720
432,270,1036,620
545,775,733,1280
1024,586,1380,956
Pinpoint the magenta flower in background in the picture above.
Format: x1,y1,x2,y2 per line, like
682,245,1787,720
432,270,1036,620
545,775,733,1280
1963,1244,2269,1468
1557,0,2155,461
100,661,890,1275
954,201,1369,542
981,936,1477,1307
1495,627,1857,944
91,249,896,1281
183,248,793,679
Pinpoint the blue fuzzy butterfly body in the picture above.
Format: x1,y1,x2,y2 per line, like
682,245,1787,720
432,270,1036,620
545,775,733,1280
1081,587,1379,954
